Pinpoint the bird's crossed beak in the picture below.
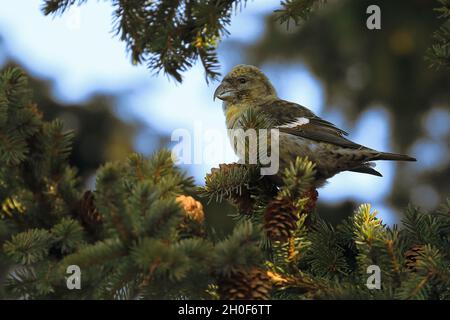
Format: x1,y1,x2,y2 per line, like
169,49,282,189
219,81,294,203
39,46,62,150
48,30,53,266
213,83,236,101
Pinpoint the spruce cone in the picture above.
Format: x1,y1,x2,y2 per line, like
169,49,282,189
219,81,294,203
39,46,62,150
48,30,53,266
405,245,424,271
218,268,271,300
176,195,205,223
215,163,242,174
78,190,102,226
176,195,206,238
264,198,298,242
302,188,318,214
229,188,255,215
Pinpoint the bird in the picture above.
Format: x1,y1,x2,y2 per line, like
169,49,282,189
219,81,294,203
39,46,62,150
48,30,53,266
213,64,416,186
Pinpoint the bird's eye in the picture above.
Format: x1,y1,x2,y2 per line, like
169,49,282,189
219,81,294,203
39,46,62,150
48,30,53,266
238,77,247,84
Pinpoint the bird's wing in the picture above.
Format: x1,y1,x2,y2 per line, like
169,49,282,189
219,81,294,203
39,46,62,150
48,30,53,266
260,99,363,149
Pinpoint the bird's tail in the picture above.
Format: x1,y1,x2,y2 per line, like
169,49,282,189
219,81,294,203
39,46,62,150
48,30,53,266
371,151,416,162
349,164,382,177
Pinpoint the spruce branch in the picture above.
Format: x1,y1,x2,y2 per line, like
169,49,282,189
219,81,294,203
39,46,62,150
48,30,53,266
352,204,390,277
3,229,52,265
57,238,126,273
41,0,247,83
41,0,88,15
306,220,349,277
213,221,262,276
275,0,327,28
426,0,450,70
50,218,85,254
4,266,40,299
142,198,182,239
278,156,316,200
402,204,447,247
93,256,140,299
202,163,260,203
1,67,449,300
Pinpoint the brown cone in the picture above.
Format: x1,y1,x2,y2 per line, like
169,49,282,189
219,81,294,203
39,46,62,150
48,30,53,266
206,163,244,182
302,188,318,214
405,245,424,272
264,198,298,242
229,188,255,215
176,195,206,239
78,190,102,226
176,195,205,223
218,268,271,300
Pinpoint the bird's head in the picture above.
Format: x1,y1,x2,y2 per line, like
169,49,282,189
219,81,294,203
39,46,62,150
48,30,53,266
213,64,277,104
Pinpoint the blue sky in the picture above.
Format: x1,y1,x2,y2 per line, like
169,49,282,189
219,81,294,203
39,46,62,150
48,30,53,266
0,0,403,224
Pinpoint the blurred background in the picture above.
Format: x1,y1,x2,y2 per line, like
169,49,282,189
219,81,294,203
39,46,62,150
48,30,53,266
0,0,448,232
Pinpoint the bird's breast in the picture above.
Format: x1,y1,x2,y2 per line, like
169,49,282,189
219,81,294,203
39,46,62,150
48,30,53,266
225,104,246,129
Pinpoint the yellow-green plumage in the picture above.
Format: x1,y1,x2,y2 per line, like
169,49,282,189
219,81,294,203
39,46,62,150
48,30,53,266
225,104,245,129
214,64,416,185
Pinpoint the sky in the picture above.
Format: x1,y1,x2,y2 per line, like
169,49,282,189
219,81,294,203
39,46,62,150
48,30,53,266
0,0,402,224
